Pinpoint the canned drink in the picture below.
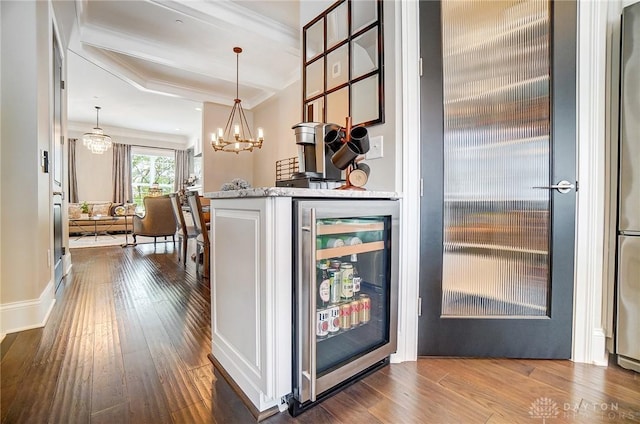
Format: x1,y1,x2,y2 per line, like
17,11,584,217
329,259,342,270
327,305,340,333
350,300,360,327
339,302,351,330
359,294,371,323
352,273,361,295
316,308,329,338
329,270,341,304
340,263,354,300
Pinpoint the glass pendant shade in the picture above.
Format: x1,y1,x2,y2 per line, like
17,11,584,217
83,106,112,154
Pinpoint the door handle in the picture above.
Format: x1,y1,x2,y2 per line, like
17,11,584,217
532,180,575,194
308,207,317,402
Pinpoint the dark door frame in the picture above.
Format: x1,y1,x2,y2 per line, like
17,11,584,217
416,0,577,358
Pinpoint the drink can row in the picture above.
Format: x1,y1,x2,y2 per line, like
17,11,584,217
319,299,370,337
337,294,371,330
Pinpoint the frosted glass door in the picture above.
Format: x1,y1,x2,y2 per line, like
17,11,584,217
418,0,577,358
441,0,551,317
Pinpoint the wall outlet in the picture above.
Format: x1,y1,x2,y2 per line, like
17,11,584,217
365,136,383,160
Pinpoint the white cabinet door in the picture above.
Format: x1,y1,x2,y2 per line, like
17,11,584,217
210,196,292,412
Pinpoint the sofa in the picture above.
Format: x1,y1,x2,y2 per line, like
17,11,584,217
68,201,136,235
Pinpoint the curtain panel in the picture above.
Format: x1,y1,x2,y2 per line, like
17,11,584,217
113,143,133,203
68,138,79,203
174,149,189,192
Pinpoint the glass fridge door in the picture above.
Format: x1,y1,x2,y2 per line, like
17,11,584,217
314,216,391,372
294,199,399,406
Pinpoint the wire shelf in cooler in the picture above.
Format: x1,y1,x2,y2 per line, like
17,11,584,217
316,241,385,260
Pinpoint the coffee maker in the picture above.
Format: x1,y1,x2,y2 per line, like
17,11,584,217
277,122,343,188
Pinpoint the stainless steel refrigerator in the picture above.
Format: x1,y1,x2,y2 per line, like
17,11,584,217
617,1,640,373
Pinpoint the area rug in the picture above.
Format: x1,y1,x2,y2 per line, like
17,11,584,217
69,234,174,249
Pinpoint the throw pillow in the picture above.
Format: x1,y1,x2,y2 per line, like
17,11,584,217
110,203,123,216
91,202,111,217
68,203,81,219
125,203,137,215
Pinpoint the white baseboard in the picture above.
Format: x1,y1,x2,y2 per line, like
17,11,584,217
64,254,73,276
0,281,56,335
591,328,609,366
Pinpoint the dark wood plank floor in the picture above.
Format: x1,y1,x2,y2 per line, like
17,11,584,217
2,244,639,423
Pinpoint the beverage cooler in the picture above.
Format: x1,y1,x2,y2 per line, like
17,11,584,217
289,199,399,415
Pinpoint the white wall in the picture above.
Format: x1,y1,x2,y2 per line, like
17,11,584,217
73,137,113,201
201,102,254,191
1,0,56,334
252,80,301,187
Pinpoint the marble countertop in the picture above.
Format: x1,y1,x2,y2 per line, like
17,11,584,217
204,187,401,199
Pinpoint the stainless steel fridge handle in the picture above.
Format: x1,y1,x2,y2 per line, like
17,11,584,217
308,207,317,401
532,180,575,194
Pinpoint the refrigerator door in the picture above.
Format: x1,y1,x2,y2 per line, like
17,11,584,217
294,199,399,406
619,2,640,232
617,236,640,372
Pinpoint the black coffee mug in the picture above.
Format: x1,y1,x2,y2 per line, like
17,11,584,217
349,127,370,154
331,141,363,170
324,129,345,153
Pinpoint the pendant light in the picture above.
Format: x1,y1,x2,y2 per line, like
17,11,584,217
211,47,264,154
82,106,112,154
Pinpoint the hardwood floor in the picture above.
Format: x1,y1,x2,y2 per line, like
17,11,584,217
1,244,639,423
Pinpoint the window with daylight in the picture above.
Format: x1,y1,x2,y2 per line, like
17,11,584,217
131,147,175,209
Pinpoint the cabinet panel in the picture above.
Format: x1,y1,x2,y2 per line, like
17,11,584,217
214,211,260,370
210,197,292,413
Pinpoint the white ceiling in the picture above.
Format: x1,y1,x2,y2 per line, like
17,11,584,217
67,0,302,144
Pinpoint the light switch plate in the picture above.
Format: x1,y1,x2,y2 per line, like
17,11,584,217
366,136,383,160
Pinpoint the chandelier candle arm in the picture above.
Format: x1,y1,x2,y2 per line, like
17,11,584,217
211,47,264,154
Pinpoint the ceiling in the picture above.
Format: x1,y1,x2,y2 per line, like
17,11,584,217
67,0,302,144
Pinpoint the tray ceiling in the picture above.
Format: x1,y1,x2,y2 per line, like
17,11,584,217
68,0,302,143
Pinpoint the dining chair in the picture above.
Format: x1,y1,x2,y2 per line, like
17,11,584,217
186,191,210,278
169,193,197,265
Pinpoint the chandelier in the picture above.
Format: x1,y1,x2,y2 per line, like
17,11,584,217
82,106,112,154
211,47,264,154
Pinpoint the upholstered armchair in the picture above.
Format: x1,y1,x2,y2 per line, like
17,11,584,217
132,195,176,246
